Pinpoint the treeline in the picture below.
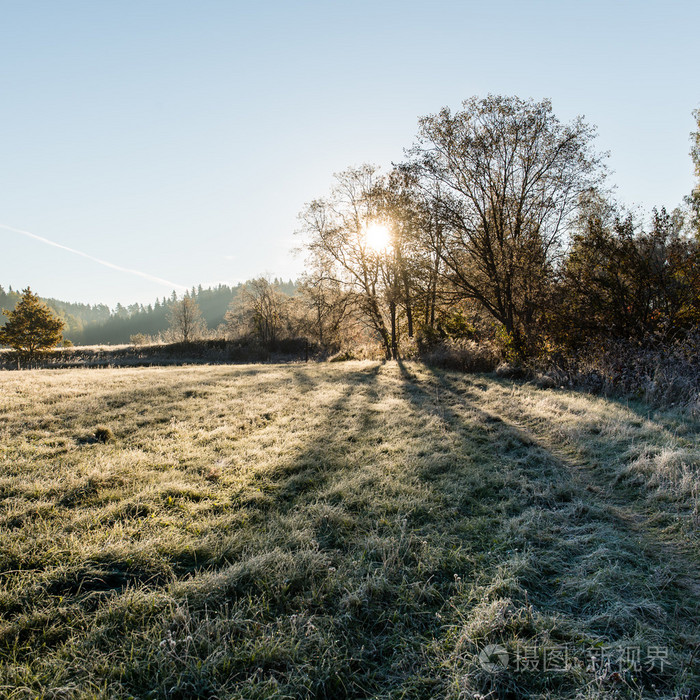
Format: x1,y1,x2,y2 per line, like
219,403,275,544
293,96,699,368
77,284,241,345
80,279,296,344
165,277,352,353
0,280,296,345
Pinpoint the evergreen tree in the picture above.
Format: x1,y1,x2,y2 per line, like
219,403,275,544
0,288,65,367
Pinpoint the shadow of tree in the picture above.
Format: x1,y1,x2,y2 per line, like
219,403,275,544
394,359,699,690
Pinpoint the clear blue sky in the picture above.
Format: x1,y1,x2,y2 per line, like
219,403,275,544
1,0,698,307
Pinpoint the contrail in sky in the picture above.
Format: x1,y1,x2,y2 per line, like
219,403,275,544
0,222,188,291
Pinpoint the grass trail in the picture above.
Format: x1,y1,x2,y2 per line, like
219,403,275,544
0,361,698,698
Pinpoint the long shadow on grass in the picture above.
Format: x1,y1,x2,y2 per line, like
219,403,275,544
246,361,386,509
5,361,696,698
152,359,499,697
104,362,390,580
420,361,700,585
134,361,408,697
395,359,700,695
0,363,395,693
456,371,700,556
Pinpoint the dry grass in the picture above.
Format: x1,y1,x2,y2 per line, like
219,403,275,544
0,361,698,698
0,338,315,371
533,335,700,417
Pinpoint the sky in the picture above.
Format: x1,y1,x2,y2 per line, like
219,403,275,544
1,0,698,307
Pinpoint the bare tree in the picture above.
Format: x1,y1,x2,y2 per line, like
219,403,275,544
299,165,404,359
376,169,448,341
297,272,352,348
225,277,287,344
408,95,605,356
168,295,205,343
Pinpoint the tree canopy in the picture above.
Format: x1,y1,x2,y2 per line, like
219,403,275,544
296,95,698,362
407,95,605,355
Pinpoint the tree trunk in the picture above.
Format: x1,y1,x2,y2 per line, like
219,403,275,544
317,303,323,345
402,271,413,338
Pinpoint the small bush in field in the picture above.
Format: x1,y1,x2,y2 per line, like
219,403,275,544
495,362,527,379
94,426,115,444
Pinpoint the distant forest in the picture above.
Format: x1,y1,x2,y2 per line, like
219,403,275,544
0,280,297,345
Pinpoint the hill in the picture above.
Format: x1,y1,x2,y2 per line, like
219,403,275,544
0,362,698,697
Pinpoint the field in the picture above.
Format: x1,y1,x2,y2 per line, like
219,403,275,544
0,361,698,699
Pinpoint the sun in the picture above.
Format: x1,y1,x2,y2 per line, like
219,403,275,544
362,222,392,252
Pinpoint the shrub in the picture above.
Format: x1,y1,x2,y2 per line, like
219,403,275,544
94,426,116,444
421,338,500,373
495,362,528,379
328,349,357,362
533,333,700,415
